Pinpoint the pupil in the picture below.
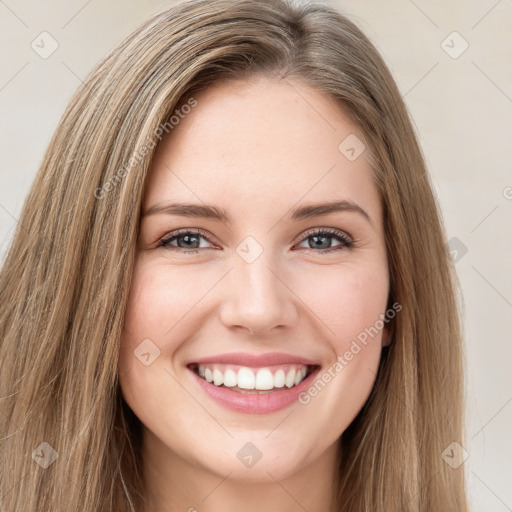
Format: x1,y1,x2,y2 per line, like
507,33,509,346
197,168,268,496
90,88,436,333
310,235,330,249
180,234,199,248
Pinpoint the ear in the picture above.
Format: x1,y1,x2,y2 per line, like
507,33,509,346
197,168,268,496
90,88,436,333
382,324,391,347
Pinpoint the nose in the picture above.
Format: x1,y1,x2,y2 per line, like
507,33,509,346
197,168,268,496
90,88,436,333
219,250,299,336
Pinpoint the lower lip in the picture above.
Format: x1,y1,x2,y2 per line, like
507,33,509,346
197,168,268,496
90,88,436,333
188,367,320,414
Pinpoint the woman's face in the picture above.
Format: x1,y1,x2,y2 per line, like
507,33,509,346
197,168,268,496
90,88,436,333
118,76,390,485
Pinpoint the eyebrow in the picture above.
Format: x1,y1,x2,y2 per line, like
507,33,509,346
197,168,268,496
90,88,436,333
143,200,373,227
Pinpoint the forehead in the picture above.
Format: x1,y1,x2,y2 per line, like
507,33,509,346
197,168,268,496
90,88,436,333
144,77,381,225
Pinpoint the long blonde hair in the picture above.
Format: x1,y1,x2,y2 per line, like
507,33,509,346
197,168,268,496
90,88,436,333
0,0,469,510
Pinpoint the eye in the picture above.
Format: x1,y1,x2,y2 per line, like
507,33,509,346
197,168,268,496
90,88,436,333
159,228,215,253
294,228,354,254
158,227,353,255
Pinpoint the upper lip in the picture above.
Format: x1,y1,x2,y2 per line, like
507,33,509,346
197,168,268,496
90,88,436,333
188,352,319,368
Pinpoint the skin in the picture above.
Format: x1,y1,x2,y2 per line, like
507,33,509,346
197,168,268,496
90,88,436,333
118,76,390,512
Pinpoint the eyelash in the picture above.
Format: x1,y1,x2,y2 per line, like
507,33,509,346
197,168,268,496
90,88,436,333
158,227,354,255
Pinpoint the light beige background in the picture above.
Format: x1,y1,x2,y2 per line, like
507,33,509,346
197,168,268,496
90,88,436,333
1,1,511,510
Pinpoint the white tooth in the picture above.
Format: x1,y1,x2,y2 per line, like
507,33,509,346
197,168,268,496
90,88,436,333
294,369,303,386
237,367,256,389
213,367,224,386
285,369,296,388
223,368,238,387
301,367,307,379
198,365,205,378
204,367,213,383
255,368,274,390
274,369,285,388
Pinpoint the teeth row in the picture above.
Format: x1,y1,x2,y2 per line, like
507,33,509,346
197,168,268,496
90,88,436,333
198,365,308,390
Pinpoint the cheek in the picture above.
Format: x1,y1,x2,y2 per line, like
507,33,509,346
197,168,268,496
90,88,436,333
120,260,208,356
296,261,389,347
117,261,204,431
122,262,180,341
118,263,180,406
118,258,226,398
292,263,388,427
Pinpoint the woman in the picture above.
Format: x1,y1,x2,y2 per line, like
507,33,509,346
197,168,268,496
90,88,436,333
0,0,470,510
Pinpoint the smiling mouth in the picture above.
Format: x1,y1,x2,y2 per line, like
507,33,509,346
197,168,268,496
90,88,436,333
187,363,319,394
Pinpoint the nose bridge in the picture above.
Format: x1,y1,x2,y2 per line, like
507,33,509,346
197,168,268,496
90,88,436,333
219,238,297,334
